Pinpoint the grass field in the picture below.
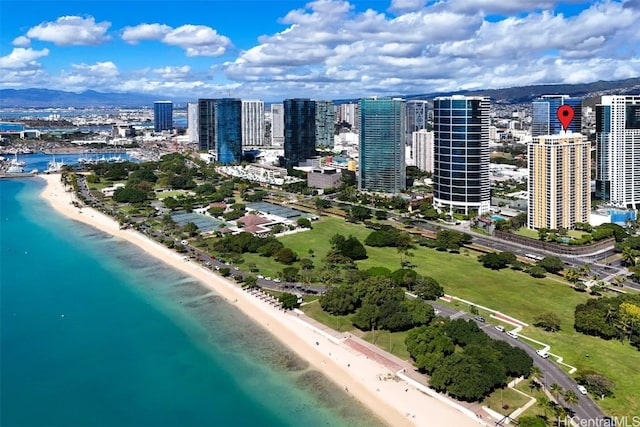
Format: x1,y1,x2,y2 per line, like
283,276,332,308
210,215,639,416
482,386,532,417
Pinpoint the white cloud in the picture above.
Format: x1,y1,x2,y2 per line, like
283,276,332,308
120,23,231,56
152,65,192,80
26,16,111,46
71,61,119,78
388,0,427,13
162,25,231,56
0,47,49,70
121,23,171,44
12,36,31,47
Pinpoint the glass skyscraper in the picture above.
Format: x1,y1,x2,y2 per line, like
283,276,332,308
433,96,490,215
283,99,316,167
596,95,640,208
216,98,243,165
531,95,582,137
198,99,216,151
153,101,173,132
358,97,406,194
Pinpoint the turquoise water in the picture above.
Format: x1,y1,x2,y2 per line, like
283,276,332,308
0,178,381,427
490,215,505,221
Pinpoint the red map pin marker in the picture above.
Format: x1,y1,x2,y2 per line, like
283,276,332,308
557,105,574,132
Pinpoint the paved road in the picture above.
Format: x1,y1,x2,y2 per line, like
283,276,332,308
432,303,606,424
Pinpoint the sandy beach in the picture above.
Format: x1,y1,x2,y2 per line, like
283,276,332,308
40,173,483,427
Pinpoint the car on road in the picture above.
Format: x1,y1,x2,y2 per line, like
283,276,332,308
577,385,588,395
475,316,485,323
273,278,281,283
506,331,519,339
257,275,264,279
494,325,505,332
265,277,272,281
536,349,550,358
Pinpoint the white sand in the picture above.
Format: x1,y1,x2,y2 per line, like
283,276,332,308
40,174,483,427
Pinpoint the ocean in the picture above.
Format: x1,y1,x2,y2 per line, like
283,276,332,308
0,178,381,427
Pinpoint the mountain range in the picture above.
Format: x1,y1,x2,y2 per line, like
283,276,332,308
1,77,639,108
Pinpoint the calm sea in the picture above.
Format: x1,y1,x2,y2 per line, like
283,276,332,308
0,178,381,427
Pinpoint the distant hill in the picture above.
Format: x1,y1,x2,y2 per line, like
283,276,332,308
2,77,639,108
0,88,168,108
334,77,640,105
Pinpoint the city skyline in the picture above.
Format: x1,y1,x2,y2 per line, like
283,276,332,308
1,0,639,102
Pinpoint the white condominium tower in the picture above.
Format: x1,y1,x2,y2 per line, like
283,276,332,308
528,133,590,230
596,95,640,209
270,103,284,146
241,100,264,146
187,102,199,144
412,129,434,173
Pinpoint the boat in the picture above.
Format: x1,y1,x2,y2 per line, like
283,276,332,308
45,156,66,173
6,163,25,174
10,153,26,168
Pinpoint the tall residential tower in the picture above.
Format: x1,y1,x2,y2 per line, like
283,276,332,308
359,97,406,193
154,101,173,132
241,100,265,147
528,133,591,229
283,99,316,167
596,95,640,208
433,96,490,215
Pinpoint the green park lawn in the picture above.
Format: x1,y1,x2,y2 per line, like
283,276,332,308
211,215,639,416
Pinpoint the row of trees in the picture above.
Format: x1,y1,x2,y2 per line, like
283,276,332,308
406,318,533,401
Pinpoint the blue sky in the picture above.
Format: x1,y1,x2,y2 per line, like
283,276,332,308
1,0,638,101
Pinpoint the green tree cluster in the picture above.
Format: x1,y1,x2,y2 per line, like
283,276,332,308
574,294,640,349
406,318,533,401
329,234,367,260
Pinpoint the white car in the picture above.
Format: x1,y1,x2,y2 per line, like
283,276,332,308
577,385,588,395
257,275,264,279
495,325,505,332
265,277,272,281
273,278,281,283
506,331,518,339
536,349,549,359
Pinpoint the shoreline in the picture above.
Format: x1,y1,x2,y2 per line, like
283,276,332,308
39,173,482,427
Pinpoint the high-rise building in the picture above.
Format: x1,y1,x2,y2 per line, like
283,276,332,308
216,98,243,165
596,95,640,208
405,100,430,145
531,95,582,137
433,96,490,215
271,103,285,146
528,133,590,229
198,99,216,151
412,130,434,173
337,102,359,132
153,101,173,132
359,97,406,193
187,102,199,143
196,98,243,164
315,100,335,148
283,99,316,167
241,100,264,147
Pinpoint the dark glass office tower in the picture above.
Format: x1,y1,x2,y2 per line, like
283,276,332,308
531,95,582,137
359,97,406,193
433,96,490,215
198,99,216,151
283,99,316,167
153,101,173,132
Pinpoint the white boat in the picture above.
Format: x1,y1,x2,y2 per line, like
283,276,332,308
6,163,25,173
10,153,26,167
46,156,65,173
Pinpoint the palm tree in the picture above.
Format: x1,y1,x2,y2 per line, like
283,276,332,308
621,246,638,267
564,268,582,285
550,383,563,402
537,395,551,419
563,390,579,408
529,365,543,384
